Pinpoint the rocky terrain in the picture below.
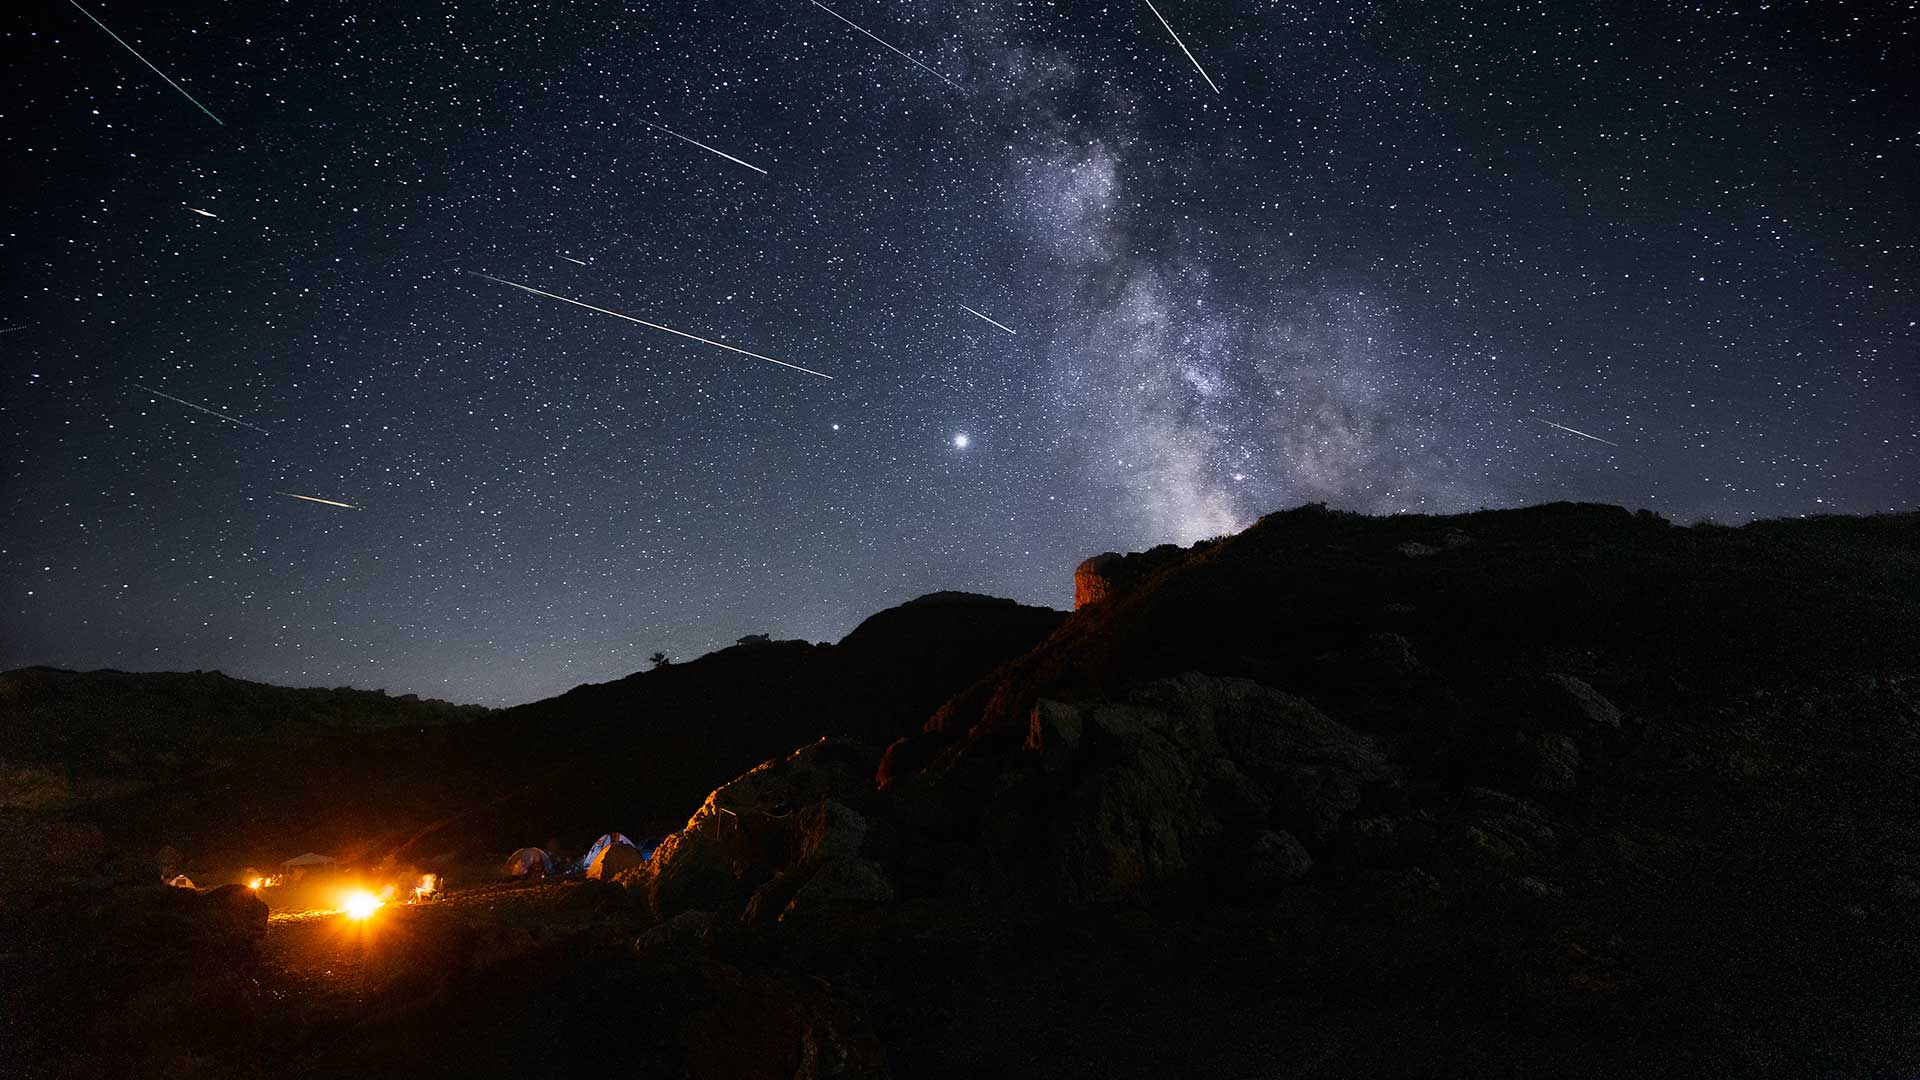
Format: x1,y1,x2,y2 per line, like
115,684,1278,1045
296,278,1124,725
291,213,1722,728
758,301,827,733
4,502,1917,1077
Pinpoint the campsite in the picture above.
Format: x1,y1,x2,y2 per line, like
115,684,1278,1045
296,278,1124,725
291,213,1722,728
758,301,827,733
7,0,1914,1070
5,503,1918,1077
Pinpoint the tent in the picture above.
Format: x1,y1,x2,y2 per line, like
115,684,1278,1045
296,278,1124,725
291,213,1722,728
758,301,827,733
166,874,196,889
280,852,337,882
579,833,635,873
587,841,645,880
505,847,553,879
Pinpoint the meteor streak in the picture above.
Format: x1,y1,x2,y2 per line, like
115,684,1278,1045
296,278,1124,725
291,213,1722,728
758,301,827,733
559,255,589,266
65,0,225,125
958,304,1017,335
276,491,359,510
1141,0,1220,95
637,120,768,175
809,1,961,91
186,206,218,219
134,383,269,434
470,272,832,380
1534,417,1620,447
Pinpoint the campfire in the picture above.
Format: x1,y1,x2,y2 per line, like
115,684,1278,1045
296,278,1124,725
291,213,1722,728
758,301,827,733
341,889,384,920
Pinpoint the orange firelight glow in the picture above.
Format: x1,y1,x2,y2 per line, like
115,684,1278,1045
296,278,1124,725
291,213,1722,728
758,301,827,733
247,877,264,889
342,890,383,920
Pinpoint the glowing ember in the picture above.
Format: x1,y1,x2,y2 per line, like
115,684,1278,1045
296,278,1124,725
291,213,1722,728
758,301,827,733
342,890,383,920
247,877,264,890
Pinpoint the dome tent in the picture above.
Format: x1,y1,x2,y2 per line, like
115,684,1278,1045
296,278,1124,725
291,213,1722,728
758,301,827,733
505,847,553,879
586,839,645,880
579,832,635,873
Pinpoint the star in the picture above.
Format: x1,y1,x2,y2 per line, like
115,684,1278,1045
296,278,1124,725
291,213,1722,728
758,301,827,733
4,0,1899,704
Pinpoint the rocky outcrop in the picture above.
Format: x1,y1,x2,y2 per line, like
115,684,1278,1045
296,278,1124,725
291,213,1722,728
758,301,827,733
621,738,885,920
625,674,1400,916
1070,542,1203,610
1535,673,1624,731
1073,553,1126,608
1006,673,1397,903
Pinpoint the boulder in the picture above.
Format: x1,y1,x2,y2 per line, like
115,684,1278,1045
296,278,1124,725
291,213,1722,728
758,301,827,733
1330,632,1429,679
1451,789,1560,881
1538,673,1624,731
1013,673,1395,903
630,810,757,916
782,858,895,920
625,739,878,917
702,737,877,818
794,800,868,865
1243,830,1314,888
743,870,809,927
201,882,269,941
1127,675,1392,786
1378,865,1448,920
1525,732,1583,793
636,910,718,967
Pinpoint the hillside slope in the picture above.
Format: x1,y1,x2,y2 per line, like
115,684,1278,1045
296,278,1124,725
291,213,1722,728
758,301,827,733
0,667,486,811
2,592,1064,874
601,502,1920,1078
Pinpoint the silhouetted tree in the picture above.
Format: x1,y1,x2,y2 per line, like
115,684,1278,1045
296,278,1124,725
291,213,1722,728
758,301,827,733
647,651,671,670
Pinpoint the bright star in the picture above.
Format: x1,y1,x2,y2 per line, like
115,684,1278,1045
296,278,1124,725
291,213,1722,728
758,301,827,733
952,433,969,449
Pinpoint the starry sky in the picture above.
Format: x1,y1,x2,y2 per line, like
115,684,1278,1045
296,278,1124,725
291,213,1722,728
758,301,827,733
2,1,1913,704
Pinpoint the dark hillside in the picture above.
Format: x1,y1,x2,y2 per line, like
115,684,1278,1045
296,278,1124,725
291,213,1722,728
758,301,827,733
600,501,1920,1078
0,667,485,811
2,592,1063,873
463,592,1067,858
885,503,1920,784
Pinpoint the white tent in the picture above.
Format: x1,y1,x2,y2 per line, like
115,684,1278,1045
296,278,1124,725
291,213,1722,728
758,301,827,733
579,833,634,873
587,841,645,880
505,847,553,879
282,852,337,869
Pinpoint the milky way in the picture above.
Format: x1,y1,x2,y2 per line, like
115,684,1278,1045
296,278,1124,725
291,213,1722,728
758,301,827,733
2,2,1912,703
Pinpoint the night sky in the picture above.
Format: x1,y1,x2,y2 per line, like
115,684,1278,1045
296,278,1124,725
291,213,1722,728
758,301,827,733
3,1,1912,704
